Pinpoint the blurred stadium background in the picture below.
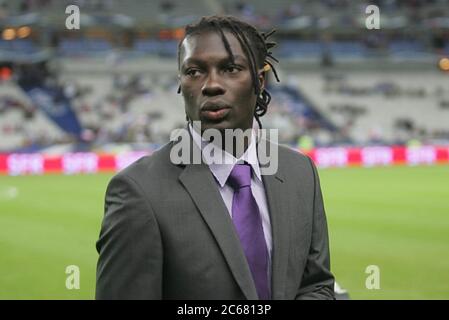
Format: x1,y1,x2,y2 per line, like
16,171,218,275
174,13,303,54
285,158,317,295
0,0,448,299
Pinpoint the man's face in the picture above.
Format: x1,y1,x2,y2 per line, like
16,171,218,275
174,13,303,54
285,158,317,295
179,30,264,133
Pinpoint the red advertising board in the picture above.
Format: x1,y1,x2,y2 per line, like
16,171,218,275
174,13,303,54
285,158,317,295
0,146,447,175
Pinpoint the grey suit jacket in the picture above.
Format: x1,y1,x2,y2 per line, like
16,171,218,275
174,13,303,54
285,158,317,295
95,136,334,300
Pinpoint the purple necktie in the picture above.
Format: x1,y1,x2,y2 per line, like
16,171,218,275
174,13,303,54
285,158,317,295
227,163,270,300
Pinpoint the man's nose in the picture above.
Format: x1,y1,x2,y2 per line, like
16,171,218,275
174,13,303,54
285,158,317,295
201,70,225,96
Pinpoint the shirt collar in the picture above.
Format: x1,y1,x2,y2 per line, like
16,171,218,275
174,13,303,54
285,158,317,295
188,123,262,187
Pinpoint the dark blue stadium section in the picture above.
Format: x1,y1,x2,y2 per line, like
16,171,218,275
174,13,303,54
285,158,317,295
58,39,113,56
0,39,38,54
133,39,179,57
269,84,338,132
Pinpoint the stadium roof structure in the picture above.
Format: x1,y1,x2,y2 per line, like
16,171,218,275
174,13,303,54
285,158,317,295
0,13,41,27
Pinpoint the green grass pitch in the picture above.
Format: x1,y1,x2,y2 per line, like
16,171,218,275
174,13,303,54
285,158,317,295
0,165,448,299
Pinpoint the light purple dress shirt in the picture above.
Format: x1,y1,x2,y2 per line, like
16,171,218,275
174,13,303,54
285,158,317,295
188,124,273,283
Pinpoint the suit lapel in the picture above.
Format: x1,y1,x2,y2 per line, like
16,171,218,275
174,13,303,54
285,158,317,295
176,130,258,300
174,129,290,300
179,164,258,300
260,142,290,300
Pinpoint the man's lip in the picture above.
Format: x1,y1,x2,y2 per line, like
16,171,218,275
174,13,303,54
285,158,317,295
201,102,231,112
200,107,231,121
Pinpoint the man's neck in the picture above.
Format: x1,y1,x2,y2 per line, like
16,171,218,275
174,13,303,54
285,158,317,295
190,123,253,159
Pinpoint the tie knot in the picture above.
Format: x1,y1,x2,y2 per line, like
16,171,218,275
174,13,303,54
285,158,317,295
227,164,252,190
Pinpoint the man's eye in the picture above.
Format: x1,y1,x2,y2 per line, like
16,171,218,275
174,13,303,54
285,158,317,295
185,69,201,77
224,65,241,73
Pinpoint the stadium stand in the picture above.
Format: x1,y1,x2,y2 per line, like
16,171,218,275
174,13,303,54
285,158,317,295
1,0,449,152
295,70,449,145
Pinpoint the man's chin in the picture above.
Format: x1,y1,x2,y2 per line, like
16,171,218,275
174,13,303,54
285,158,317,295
192,118,252,133
198,120,232,133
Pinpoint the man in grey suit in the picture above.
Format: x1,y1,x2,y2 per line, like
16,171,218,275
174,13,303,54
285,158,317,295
96,15,334,300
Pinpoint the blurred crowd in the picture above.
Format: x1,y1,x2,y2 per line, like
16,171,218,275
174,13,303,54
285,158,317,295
1,0,449,152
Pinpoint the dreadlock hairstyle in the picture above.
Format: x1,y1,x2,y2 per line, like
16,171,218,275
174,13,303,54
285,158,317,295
177,15,280,129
